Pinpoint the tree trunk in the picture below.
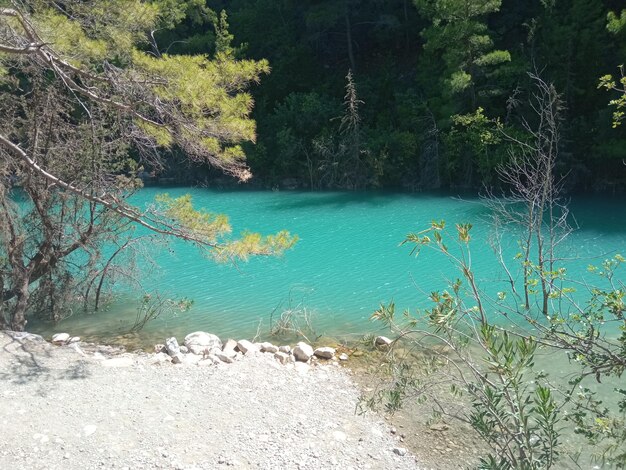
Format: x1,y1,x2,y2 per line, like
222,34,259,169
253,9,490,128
10,280,30,331
403,0,410,52
345,8,356,73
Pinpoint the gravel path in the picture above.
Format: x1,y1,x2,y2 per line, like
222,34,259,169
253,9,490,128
0,331,420,470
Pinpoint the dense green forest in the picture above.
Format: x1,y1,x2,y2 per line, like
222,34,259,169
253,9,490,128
155,0,626,192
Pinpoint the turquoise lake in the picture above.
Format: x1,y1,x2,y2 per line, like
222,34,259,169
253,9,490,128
31,189,626,347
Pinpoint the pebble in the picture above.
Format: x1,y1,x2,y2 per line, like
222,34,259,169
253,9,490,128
216,353,235,364
260,342,278,353
236,339,258,355
181,354,201,365
149,353,171,365
375,336,393,347
171,353,184,364
184,332,222,355
313,347,335,359
165,337,180,357
222,339,238,352
429,423,449,432
293,342,314,362
52,333,70,345
274,351,293,365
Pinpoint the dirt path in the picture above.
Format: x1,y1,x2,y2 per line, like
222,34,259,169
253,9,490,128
0,331,422,470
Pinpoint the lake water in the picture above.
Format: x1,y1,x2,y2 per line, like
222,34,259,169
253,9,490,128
29,188,626,348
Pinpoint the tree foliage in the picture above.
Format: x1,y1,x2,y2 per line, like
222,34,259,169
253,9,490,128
157,0,626,191
0,0,295,330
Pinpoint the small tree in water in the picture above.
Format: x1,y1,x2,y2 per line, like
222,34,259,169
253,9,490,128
367,76,626,467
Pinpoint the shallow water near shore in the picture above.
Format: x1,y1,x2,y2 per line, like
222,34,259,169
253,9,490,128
28,188,626,349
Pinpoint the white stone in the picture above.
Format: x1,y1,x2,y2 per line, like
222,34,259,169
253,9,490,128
184,331,222,355
278,345,291,354
149,352,171,365
83,425,97,437
236,339,258,355
68,336,80,344
165,337,180,356
219,348,237,359
260,342,278,353
429,423,449,432
313,347,335,359
51,333,70,344
182,354,201,366
339,353,349,361
274,351,293,365
209,354,223,364
101,356,134,368
179,345,189,354
392,447,407,456
216,352,234,364
222,338,238,352
293,342,314,362
197,358,214,367
375,336,393,347
332,431,347,442
170,353,184,364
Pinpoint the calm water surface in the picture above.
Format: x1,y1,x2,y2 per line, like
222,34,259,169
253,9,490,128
30,189,626,347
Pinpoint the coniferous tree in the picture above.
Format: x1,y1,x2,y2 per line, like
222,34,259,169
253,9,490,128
0,0,295,330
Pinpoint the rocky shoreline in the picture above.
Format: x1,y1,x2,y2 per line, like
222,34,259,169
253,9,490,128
50,330,392,369
0,330,419,470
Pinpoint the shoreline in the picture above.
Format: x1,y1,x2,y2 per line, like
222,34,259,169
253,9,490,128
0,329,426,470
2,328,489,469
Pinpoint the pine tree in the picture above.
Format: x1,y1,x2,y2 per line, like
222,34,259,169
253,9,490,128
0,0,295,330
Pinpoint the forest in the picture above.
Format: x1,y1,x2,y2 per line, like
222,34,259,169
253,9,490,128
155,0,626,192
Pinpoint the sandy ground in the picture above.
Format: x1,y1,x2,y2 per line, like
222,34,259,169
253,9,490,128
0,331,423,470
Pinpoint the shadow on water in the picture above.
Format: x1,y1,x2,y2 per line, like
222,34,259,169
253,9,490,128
121,185,626,234
267,189,483,211
267,190,399,210
569,195,626,234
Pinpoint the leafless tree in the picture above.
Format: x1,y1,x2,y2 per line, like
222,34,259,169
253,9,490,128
485,74,572,315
